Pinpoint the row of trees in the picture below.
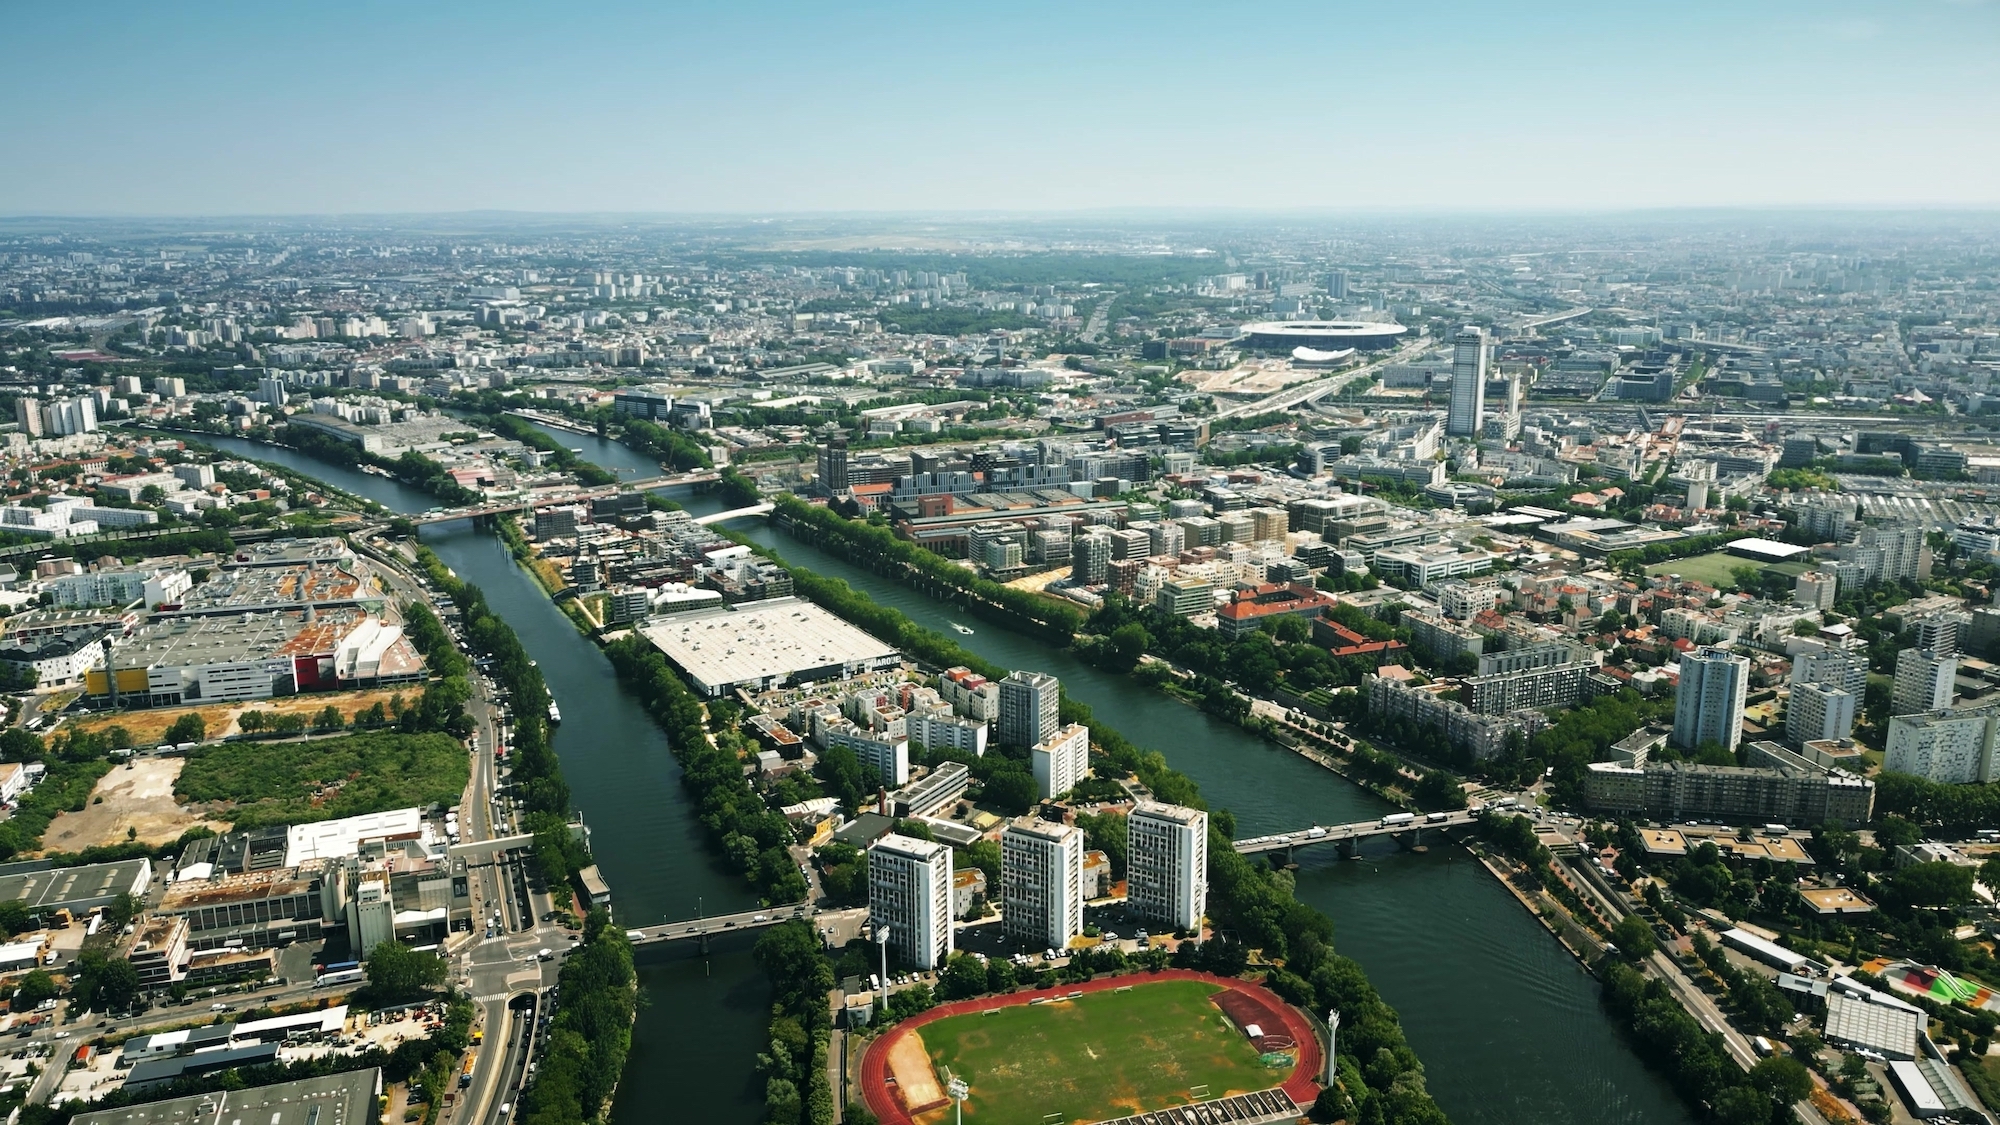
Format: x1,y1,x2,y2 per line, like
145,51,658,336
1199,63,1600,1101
517,911,636,1125
773,494,1083,645
409,547,591,902
603,634,808,903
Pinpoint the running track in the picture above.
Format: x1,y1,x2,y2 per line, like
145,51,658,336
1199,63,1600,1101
858,969,1323,1125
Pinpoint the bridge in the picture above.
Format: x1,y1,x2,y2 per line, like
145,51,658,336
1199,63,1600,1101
628,905,867,949
1233,808,1481,857
400,473,726,526
693,502,774,525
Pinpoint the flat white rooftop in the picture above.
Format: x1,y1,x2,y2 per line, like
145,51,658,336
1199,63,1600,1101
638,597,902,696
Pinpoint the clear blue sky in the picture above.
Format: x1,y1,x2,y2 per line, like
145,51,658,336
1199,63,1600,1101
3,0,1995,215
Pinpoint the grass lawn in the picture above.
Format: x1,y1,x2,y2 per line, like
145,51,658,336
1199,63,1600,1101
913,980,1278,1124
1645,550,1756,588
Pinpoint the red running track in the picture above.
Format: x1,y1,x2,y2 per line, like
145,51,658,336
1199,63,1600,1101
858,969,1323,1125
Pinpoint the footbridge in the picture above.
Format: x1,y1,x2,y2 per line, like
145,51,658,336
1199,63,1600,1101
1234,808,1480,858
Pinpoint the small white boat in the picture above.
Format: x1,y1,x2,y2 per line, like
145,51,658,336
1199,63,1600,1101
950,622,974,635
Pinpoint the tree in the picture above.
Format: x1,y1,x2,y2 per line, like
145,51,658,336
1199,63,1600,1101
162,713,206,745
1750,1055,1814,1106
364,941,447,1002
1610,914,1657,958
12,969,56,1009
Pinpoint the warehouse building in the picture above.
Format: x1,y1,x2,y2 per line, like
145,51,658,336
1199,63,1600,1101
638,598,902,697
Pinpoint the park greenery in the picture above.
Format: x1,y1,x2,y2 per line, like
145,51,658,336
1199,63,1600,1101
174,731,471,829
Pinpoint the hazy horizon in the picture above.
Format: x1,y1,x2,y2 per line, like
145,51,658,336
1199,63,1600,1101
5,0,1996,217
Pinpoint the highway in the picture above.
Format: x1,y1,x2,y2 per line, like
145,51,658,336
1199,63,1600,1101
1213,338,1436,420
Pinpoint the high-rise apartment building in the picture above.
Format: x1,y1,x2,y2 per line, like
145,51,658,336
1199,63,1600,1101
1786,682,1856,744
998,670,1061,748
1002,821,1084,951
1892,649,1956,716
1030,723,1090,800
867,833,954,970
1127,802,1208,932
1885,704,2000,785
1672,647,1749,753
1447,327,1488,437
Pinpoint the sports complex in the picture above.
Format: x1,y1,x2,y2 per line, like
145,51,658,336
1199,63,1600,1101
859,970,1323,1125
1236,321,1409,352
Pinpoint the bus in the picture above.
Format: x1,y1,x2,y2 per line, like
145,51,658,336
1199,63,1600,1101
316,961,365,988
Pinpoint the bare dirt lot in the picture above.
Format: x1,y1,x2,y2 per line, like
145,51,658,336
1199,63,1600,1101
41,758,229,852
62,688,417,744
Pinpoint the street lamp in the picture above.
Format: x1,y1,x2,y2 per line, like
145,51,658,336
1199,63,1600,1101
947,1075,969,1125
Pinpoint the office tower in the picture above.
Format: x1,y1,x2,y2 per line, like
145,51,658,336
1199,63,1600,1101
867,833,954,970
816,433,849,494
1128,802,1208,932
1787,682,1857,744
1885,705,2000,785
1002,821,1084,951
1892,648,1956,717
1072,530,1111,585
14,397,42,438
1447,327,1488,437
1030,724,1090,800
998,670,1061,748
1672,647,1749,753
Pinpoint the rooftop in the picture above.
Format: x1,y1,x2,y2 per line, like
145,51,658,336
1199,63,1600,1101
638,598,902,694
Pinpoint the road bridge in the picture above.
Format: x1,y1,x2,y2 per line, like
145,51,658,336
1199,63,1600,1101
693,501,774,524
629,905,867,950
1234,809,1480,857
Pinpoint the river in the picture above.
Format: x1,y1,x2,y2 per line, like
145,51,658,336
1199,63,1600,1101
190,429,1691,1125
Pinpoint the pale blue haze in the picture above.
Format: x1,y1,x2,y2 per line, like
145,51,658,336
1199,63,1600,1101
1,0,1995,214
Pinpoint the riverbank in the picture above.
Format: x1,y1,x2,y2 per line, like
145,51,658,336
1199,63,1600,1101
506,518,1452,1125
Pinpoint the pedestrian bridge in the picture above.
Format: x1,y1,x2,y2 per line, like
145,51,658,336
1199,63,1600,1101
1233,808,1480,857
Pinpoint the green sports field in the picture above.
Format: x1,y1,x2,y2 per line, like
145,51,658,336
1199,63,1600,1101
913,980,1277,1124
1645,550,1754,587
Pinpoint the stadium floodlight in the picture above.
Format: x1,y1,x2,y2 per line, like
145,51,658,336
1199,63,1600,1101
947,1075,969,1125
876,925,891,1000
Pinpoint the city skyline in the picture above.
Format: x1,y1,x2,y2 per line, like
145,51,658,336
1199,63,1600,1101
3,0,1996,216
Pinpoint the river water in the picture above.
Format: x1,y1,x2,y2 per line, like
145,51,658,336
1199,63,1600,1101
191,429,1692,1125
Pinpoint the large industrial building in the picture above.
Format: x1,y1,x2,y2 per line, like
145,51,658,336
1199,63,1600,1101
1127,802,1208,932
1236,321,1410,351
637,598,902,697
87,606,423,706
867,833,954,970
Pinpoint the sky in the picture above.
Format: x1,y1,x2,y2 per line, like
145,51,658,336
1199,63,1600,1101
1,0,1996,216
